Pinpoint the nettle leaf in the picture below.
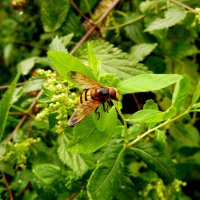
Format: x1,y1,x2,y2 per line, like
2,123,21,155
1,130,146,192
145,7,186,32
68,107,120,153
32,163,61,184
87,145,125,200
117,74,182,95
130,43,157,63
40,0,70,32
192,80,200,104
0,73,20,140
57,134,91,176
77,40,149,80
131,145,174,184
48,51,96,80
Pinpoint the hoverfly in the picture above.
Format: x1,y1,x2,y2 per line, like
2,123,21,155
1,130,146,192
68,71,120,126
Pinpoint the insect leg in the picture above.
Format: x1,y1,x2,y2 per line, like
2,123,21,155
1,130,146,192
95,107,100,120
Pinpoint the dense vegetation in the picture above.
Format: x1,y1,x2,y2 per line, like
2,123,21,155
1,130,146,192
0,0,200,199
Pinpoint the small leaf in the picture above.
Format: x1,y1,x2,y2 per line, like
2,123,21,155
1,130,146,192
117,74,182,95
145,7,186,32
87,145,125,200
49,36,67,52
87,42,100,76
57,134,91,176
48,51,96,80
0,73,20,140
17,57,36,75
22,78,45,94
40,0,70,32
32,163,61,184
131,145,174,184
171,75,190,112
130,43,157,63
38,87,54,103
192,80,200,104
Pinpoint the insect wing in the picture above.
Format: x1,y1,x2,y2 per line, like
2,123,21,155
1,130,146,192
70,71,102,89
68,100,101,126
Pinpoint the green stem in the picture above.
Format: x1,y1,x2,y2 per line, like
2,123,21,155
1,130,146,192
102,15,144,30
126,108,190,148
11,105,28,114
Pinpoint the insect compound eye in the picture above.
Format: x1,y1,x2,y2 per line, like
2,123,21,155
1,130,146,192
98,88,109,96
109,87,116,99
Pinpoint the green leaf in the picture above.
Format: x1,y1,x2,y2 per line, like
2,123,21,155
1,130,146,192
38,87,54,103
130,109,166,123
124,13,146,43
0,73,20,140
171,75,190,112
77,40,149,80
145,7,186,32
57,134,91,176
32,163,61,184
22,78,45,94
48,51,96,80
131,145,174,184
68,107,120,153
87,145,125,200
192,80,200,104
87,42,100,76
169,122,200,148
117,74,182,95
61,11,84,36
17,57,36,75
49,35,67,52
130,43,157,63
40,0,70,32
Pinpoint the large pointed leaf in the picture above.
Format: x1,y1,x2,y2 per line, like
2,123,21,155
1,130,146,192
48,51,96,80
40,0,70,32
117,74,182,95
0,73,20,140
131,145,174,184
87,145,125,200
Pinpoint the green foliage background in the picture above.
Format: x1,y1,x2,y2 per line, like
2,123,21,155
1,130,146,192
0,0,200,199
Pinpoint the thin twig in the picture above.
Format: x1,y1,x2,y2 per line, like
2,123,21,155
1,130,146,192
5,90,43,144
170,0,196,12
2,175,14,200
70,0,93,23
69,0,120,55
102,14,144,30
0,82,24,89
